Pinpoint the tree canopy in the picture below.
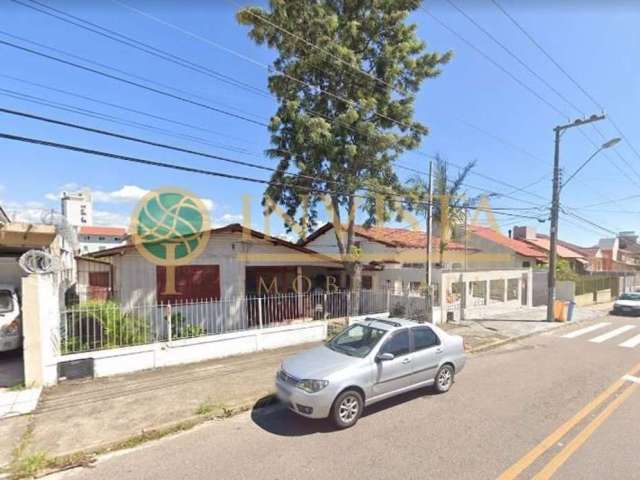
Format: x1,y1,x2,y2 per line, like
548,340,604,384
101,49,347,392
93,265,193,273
237,0,451,285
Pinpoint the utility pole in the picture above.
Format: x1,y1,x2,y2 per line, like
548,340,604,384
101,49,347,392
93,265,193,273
425,159,433,323
547,113,606,322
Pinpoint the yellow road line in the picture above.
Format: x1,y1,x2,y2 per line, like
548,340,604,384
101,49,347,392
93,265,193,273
532,383,638,479
497,360,640,480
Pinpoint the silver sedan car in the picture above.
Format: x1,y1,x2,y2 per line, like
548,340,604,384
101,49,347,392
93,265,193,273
276,317,466,428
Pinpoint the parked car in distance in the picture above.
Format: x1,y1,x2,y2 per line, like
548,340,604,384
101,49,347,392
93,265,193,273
612,292,640,316
0,285,21,352
276,317,466,429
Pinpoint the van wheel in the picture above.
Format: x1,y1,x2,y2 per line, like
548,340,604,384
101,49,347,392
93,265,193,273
434,364,454,393
331,390,363,429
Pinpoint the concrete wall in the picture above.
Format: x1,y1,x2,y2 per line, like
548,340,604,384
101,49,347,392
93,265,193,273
53,321,328,380
532,270,548,306
22,273,60,387
0,256,26,289
556,281,575,302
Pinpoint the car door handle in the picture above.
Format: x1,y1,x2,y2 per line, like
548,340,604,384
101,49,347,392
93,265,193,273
402,358,411,364
436,347,444,354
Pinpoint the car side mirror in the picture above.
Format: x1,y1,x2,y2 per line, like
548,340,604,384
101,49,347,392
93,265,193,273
376,352,395,362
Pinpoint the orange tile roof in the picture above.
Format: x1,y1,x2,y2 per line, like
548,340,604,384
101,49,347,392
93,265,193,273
79,226,127,236
470,226,547,259
523,237,585,259
351,225,466,250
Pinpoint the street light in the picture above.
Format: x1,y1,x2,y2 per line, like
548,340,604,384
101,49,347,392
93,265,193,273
561,137,621,189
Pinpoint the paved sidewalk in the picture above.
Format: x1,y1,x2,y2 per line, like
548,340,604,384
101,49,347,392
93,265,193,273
0,303,611,475
442,303,612,351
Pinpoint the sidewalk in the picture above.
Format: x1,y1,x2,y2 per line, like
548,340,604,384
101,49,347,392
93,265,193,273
0,304,611,476
442,303,612,352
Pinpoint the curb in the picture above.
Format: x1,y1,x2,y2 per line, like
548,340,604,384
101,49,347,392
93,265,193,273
3,395,277,479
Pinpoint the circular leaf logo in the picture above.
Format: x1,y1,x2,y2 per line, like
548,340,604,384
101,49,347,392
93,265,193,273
130,188,210,267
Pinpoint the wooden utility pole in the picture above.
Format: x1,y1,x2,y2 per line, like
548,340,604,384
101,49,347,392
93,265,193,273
425,159,433,323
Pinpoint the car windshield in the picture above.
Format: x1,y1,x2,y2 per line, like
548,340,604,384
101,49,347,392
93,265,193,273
619,293,640,301
0,290,13,314
327,323,386,358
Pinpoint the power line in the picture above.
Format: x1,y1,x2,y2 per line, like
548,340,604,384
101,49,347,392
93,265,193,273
0,73,255,145
0,130,547,221
0,88,254,155
489,0,640,186
0,35,269,128
109,0,561,201
11,0,271,99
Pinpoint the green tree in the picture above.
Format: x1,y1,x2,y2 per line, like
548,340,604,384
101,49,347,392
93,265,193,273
237,0,451,291
407,154,476,265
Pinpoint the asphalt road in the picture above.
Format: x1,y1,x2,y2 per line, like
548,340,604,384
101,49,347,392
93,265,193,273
53,313,640,480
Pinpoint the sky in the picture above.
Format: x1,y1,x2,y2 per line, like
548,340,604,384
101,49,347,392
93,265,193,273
1,0,639,246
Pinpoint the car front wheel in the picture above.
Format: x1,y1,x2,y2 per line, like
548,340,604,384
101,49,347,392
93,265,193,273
434,364,455,393
331,389,363,429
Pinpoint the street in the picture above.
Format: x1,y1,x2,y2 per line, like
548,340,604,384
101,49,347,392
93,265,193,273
53,313,640,480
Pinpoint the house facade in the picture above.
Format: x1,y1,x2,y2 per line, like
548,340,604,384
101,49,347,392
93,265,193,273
77,226,127,254
301,223,469,295
88,224,343,309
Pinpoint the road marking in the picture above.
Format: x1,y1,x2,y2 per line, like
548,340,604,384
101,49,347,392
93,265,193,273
589,325,636,344
497,360,640,480
619,334,640,349
623,375,640,384
532,383,638,479
562,323,610,339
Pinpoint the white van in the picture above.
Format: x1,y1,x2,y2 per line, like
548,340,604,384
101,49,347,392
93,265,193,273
0,285,21,352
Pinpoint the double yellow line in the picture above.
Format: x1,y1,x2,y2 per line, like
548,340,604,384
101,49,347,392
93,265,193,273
498,360,640,480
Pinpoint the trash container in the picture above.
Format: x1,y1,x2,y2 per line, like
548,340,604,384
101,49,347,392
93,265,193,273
554,300,567,322
566,301,576,322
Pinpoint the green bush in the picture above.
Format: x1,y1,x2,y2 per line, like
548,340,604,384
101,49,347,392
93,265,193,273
170,312,204,340
63,301,150,352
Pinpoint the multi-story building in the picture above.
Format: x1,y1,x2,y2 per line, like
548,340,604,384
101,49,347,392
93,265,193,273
61,190,93,227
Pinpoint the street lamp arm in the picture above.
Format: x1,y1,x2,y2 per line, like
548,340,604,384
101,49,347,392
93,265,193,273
560,147,603,190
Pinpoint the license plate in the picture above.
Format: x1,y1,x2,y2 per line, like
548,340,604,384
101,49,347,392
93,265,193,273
622,307,631,312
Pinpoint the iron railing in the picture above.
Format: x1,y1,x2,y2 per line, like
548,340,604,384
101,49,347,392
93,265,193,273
59,289,391,354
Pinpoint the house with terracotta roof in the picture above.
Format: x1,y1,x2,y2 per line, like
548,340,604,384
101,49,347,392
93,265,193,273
512,226,588,273
77,225,128,254
87,223,344,311
465,225,548,269
301,222,473,294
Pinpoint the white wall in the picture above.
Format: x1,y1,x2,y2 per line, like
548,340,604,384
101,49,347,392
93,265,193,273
52,321,327,381
110,232,340,309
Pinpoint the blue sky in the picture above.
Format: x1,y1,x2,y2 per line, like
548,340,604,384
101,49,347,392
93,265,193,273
1,0,639,246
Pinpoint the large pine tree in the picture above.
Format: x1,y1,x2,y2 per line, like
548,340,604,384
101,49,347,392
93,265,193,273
238,0,451,290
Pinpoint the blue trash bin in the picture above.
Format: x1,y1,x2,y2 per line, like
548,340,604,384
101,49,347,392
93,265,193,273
566,301,576,322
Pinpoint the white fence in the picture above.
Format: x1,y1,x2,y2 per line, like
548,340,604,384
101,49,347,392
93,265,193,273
60,290,391,355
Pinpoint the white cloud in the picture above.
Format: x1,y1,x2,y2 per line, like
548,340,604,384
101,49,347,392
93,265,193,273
212,213,244,227
93,209,130,228
46,184,215,211
93,185,150,203
0,200,50,224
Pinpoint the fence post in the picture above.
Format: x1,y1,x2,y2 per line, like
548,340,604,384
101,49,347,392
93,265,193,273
257,296,263,329
386,288,391,314
346,291,351,326
167,303,172,342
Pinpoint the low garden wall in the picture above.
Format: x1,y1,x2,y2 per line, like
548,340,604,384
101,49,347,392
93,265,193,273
47,321,327,382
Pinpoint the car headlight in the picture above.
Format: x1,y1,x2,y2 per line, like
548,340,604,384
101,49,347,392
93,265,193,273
296,379,329,393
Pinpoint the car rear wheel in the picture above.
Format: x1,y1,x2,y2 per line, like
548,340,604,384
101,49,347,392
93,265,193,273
331,389,363,429
434,364,454,393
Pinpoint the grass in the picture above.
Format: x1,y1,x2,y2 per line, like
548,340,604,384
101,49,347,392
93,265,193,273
7,384,26,392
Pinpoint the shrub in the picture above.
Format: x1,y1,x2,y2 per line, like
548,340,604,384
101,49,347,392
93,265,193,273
63,301,150,352
170,312,204,340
